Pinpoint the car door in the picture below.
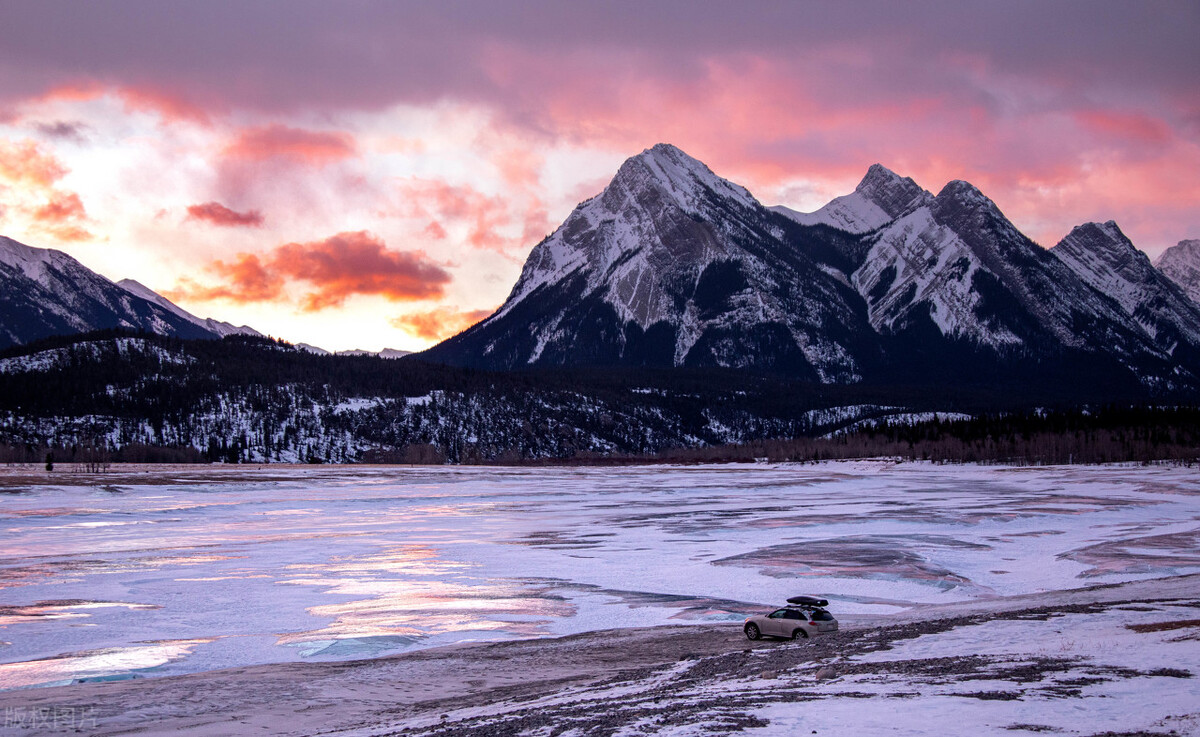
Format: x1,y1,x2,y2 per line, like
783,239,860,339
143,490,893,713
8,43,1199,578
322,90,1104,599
764,609,789,637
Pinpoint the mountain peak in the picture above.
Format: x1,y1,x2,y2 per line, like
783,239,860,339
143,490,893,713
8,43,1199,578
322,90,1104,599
1054,222,1200,347
1054,220,1147,268
1157,238,1200,267
854,164,930,218
0,235,74,282
936,179,990,205
1157,238,1200,305
609,143,759,212
931,180,1013,231
1062,221,1132,249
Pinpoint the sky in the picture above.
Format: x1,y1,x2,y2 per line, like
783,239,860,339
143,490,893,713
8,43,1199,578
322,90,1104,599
1,1,1197,352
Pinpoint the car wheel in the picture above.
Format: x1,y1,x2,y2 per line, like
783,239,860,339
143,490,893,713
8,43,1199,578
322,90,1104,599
791,628,809,640
744,623,760,640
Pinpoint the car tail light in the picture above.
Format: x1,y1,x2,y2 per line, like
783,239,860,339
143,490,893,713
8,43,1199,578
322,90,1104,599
809,621,816,626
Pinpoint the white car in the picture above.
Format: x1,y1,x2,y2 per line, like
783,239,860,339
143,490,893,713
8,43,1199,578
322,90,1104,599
743,596,838,640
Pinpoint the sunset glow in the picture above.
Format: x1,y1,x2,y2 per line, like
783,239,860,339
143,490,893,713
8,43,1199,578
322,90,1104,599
1,1,1196,351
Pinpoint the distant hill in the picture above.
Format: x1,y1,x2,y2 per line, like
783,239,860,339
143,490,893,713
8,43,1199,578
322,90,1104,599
0,235,261,349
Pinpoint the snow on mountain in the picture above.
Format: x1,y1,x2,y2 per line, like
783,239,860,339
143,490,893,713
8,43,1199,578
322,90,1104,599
1052,223,1200,357
117,278,263,339
494,143,763,322
420,145,1199,390
1156,239,1200,306
850,205,1021,347
425,143,875,381
0,235,220,349
833,177,1163,367
772,164,931,234
915,181,1158,358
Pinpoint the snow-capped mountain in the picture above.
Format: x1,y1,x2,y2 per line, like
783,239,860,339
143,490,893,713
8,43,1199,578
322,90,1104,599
117,278,262,339
1157,240,1200,306
850,177,1160,360
0,235,222,349
772,164,930,234
1052,222,1200,358
423,144,1200,391
425,143,877,381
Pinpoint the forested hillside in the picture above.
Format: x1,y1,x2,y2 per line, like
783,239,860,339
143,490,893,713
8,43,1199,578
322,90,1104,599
0,330,1195,466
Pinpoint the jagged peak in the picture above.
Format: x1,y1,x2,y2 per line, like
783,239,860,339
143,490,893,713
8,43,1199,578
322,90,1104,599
609,143,759,211
1059,220,1132,249
856,163,904,190
854,164,930,218
936,179,991,205
1155,238,1200,269
1054,220,1153,273
933,179,1013,223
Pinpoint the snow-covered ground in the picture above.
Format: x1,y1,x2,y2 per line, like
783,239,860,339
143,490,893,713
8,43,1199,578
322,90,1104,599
1,461,1198,697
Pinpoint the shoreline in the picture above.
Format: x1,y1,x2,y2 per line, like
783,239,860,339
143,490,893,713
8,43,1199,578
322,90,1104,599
3,573,1197,736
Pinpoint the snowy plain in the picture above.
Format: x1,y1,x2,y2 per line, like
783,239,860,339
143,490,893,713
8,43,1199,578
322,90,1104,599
1,460,1198,699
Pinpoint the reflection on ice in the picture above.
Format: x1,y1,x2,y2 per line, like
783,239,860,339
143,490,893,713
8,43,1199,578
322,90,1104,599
0,639,212,690
1,462,1198,689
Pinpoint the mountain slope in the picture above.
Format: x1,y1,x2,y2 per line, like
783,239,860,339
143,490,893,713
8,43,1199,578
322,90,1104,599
424,144,878,381
422,145,1197,392
116,279,262,339
1157,239,1200,306
0,235,220,349
1052,222,1200,360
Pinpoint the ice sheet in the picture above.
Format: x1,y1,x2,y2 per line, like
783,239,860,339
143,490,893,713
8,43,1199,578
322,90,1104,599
1,461,1197,689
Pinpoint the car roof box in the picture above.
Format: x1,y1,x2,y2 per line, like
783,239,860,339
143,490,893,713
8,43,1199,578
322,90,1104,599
787,595,828,607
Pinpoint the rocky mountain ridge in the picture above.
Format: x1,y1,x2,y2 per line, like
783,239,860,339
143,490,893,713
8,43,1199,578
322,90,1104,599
424,144,1200,393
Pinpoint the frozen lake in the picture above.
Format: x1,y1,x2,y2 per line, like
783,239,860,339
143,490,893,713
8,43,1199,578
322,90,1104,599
2,461,1198,689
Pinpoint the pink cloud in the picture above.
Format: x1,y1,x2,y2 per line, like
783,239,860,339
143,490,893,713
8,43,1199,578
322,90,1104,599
36,82,213,124
224,124,357,164
400,179,516,252
186,201,264,227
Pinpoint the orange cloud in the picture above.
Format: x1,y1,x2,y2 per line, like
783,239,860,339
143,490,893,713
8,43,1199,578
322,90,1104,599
0,139,68,187
224,124,357,164
390,306,495,342
0,139,93,241
275,231,450,310
169,231,451,310
30,191,93,241
186,201,265,227
167,253,284,303
33,191,86,223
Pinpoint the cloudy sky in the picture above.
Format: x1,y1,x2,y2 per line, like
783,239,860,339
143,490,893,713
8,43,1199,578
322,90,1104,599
1,1,1197,352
